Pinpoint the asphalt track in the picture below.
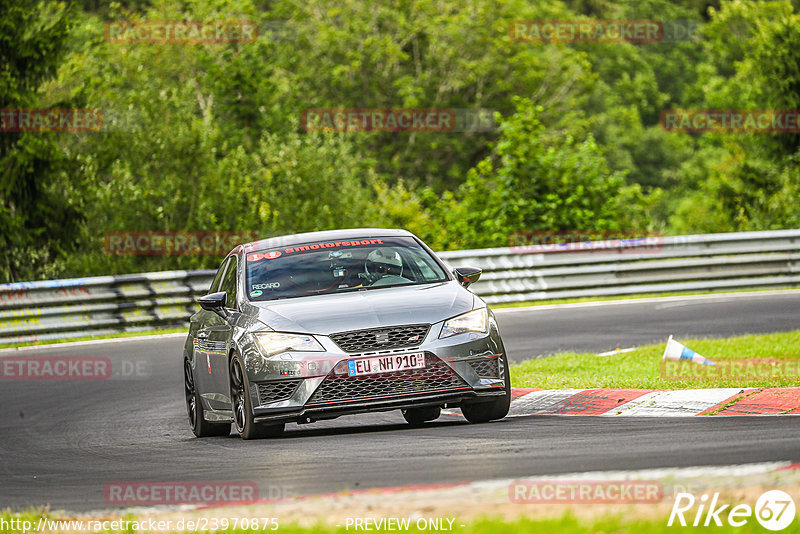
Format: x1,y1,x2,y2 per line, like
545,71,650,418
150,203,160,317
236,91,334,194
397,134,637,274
1,291,799,511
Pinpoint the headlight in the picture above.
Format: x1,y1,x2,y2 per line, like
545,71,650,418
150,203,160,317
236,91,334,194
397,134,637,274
439,308,488,338
255,332,324,357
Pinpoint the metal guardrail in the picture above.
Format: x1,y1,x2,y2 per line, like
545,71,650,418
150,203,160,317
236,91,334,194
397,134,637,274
1,230,799,345
0,271,215,345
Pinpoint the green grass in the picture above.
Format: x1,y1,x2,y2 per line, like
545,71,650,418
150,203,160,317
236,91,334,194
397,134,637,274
510,330,800,389
3,510,796,533
0,328,188,350
492,287,796,308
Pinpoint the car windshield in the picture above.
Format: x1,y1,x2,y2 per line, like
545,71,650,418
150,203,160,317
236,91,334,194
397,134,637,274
245,236,449,301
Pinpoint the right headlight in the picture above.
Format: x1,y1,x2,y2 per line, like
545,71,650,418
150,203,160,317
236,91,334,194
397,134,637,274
254,332,324,357
439,308,488,339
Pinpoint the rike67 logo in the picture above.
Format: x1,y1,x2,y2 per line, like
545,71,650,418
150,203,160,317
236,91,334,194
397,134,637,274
669,490,796,530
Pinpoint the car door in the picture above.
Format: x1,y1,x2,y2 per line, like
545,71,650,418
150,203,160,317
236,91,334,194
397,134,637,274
207,254,241,408
188,256,226,379
193,256,235,411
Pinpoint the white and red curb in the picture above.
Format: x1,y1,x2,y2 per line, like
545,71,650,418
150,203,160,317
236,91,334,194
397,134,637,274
506,387,800,416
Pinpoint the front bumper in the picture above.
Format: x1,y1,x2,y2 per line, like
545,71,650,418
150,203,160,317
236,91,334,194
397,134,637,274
240,321,507,424
253,388,505,424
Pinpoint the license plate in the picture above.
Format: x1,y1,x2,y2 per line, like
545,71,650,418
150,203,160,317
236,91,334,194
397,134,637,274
347,353,426,376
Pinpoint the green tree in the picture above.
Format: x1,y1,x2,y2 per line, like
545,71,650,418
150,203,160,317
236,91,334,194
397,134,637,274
435,98,650,249
0,0,81,281
670,0,800,232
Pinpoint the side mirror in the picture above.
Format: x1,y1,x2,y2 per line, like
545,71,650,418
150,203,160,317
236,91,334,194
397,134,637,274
197,291,227,313
453,266,482,288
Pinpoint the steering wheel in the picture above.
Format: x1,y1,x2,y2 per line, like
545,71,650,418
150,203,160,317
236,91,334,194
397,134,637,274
287,271,342,294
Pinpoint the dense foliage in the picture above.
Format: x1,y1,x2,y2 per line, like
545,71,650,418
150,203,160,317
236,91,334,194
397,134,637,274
2,0,799,281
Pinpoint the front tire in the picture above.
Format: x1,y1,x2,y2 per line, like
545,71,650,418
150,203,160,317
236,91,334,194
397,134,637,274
402,406,441,425
230,354,285,439
184,359,230,437
461,355,511,424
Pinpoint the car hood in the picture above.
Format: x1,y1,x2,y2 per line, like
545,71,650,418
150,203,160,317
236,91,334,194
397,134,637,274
246,281,475,335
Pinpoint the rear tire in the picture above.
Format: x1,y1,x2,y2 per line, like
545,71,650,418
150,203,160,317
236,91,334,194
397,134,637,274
402,406,441,425
184,359,230,437
461,355,511,424
230,354,285,439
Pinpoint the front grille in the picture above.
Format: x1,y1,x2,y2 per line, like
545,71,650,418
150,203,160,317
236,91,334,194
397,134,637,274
468,357,500,378
307,354,468,405
257,379,302,405
330,324,430,353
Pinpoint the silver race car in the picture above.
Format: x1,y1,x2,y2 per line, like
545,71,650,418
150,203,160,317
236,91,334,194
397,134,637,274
182,229,510,439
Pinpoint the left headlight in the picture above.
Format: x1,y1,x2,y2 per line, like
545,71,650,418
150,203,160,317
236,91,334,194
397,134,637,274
255,332,325,357
439,308,488,338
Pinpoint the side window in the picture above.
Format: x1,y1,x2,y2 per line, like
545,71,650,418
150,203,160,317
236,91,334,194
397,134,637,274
219,256,238,308
209,257,230,293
